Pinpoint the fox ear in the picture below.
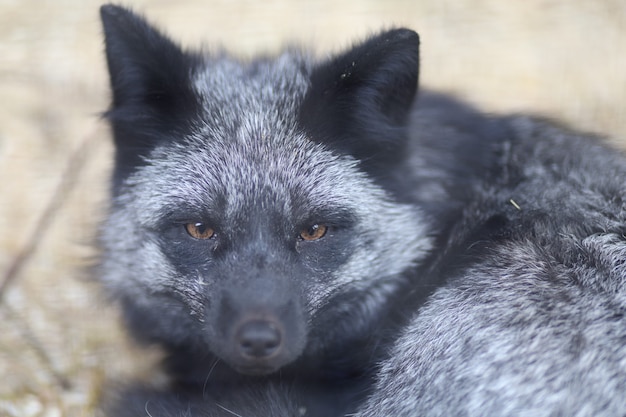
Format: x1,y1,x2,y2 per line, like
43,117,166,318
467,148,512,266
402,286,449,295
100,5,201,180
100,4,200,118
299,29,419,168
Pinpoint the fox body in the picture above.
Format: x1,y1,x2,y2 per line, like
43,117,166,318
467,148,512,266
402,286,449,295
99,5,626,416
356,118,626,417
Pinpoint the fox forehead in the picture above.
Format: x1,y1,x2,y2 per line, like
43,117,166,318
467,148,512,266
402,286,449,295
122,118,372,228
191,51,312,136
144,141,363,212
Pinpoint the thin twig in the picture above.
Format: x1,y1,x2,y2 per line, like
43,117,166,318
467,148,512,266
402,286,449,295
0,125,98,300
1,303,72,389
0,124,99,391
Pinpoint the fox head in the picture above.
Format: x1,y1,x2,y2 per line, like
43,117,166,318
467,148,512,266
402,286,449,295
99,5,431,376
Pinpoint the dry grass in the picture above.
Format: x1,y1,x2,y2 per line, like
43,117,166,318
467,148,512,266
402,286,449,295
1,1,625,415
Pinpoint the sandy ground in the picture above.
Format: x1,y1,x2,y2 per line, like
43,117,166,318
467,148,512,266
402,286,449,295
0,1,625,416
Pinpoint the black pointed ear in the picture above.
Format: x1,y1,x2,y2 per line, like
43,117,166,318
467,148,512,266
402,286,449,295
100,5,202,183
100,4,200,118
299,29,419,169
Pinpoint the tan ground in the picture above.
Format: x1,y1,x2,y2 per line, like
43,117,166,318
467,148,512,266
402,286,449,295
1,1,625,416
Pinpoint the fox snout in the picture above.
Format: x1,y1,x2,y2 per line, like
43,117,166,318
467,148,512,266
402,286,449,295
235,318,284,360
214,288,307,376
228,313,288,375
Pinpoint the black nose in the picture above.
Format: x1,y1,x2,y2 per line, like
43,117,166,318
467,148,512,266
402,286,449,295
235,320,283,359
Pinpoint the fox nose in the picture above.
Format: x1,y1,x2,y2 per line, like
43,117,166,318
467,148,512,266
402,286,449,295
235,319,283,359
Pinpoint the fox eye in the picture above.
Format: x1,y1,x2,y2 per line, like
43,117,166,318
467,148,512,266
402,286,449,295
184,222,215,240
299,224,328,241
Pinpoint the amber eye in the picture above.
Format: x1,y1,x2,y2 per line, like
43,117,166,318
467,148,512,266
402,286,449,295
299,224,328,241
184,222,215,240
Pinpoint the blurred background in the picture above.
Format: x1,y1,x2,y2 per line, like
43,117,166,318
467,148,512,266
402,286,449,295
1,0,625,415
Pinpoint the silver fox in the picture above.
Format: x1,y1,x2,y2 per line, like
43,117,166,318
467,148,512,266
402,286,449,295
98,4,626,416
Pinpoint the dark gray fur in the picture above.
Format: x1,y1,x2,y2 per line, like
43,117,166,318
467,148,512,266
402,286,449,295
356,118,626,416
98,4,626,417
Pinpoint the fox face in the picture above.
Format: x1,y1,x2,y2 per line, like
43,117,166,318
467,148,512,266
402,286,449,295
100,5,430,376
